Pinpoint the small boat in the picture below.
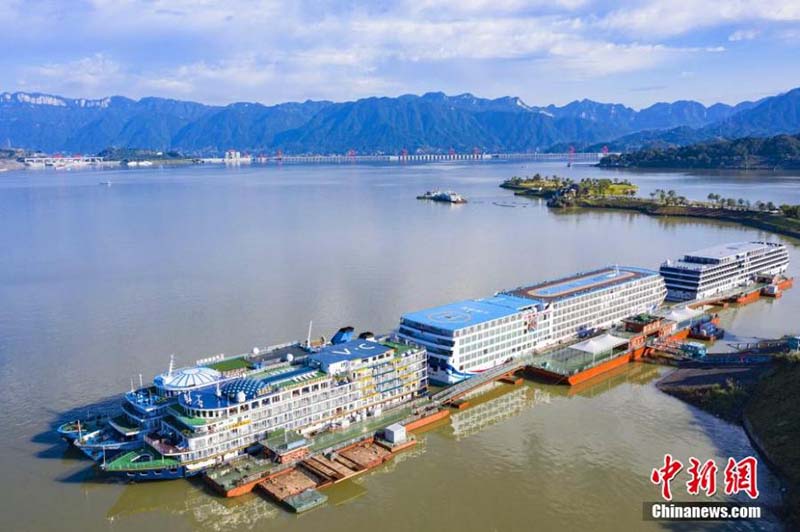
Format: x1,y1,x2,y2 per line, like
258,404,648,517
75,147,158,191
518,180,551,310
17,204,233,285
99,181,112,186
416,190,468,204
74,427,141,459
57,414,109,443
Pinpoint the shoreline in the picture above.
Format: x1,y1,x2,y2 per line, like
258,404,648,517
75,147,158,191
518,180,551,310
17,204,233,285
657,359,800,526
549,198,800,240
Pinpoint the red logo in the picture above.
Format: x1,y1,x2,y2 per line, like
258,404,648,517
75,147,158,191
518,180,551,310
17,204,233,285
650,454,683,501
724,456,759,499
686,457,718,496
651,455,758,500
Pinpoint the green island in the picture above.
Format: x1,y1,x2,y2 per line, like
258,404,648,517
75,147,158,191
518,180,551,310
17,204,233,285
658,355,800,526
97,147,201,166
519,180,800,240
500,174,637,198
598,132,800,170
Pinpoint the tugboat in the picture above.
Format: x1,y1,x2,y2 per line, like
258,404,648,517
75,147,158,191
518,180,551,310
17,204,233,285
416,190,468,204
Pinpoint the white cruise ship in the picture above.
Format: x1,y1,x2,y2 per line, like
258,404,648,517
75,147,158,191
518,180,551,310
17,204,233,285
660,241,789,301
66,331,427,479
398,266,666,384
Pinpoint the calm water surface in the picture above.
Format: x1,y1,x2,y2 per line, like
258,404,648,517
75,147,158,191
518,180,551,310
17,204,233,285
1,161,798,531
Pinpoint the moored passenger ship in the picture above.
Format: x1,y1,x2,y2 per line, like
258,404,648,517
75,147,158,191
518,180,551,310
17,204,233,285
398,266,666,384
660,241,789,301
61,329,427,479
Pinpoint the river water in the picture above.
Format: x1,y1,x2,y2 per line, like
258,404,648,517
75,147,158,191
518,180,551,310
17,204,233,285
1,161,798,531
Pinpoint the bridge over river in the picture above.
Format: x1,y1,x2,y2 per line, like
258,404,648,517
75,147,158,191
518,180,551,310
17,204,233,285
249,152,613,164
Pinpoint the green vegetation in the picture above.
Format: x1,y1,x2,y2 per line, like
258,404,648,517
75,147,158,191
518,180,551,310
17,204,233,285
501,174,637,200
381,340,414,355
745,356,800,526
599,133,800,170
540,184,800,240
168,406,206,427
500,174,568,194
658,355,800,527
206,357,252,373
662,379,750,423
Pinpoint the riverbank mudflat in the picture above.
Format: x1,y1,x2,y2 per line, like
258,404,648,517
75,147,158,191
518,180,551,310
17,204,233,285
658,357,800,526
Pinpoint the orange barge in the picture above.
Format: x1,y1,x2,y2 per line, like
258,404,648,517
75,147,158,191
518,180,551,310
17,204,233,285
525,313,675,386
205,406,449,498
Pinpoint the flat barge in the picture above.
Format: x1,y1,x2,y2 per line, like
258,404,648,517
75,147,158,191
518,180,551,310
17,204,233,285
204,406,445,502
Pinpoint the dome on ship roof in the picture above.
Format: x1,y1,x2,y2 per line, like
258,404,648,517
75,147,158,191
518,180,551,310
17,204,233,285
221,377,267,401
163,366,221,389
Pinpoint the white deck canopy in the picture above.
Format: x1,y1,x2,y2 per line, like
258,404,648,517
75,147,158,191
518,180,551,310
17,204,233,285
661,306,704,323
570,333,629,355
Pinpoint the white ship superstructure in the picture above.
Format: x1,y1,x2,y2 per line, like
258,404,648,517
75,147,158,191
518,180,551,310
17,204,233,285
660,241,789,301
136,338,425,474
399,266,666,384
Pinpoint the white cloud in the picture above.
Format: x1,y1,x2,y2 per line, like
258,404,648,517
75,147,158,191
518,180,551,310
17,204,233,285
728,29,759,41
600,0,800,38
25,54,122,95
3,0,796,105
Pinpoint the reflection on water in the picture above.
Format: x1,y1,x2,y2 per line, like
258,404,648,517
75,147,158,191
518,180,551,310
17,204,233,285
1,162,798,530
449,385,547,440
107,481,280,531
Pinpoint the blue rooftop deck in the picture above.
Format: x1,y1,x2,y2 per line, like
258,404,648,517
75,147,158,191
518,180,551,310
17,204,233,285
507,266,658,302
179,366,319,408
401,294,538,332
309,339,393,367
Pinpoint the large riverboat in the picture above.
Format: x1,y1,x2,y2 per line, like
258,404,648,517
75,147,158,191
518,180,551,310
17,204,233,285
60,329,427,479
398,266,666,384
660,241,789,301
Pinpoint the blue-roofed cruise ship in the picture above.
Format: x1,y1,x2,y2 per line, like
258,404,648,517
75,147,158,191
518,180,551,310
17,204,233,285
60,329,427,480
399,266,666,384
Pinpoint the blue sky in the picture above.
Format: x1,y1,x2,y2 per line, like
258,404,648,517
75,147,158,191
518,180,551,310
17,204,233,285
2,0,800,108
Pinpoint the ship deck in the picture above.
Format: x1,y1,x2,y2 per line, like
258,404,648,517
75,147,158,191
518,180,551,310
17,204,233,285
508,267,651,302
104,448,180,472
528,342,631,378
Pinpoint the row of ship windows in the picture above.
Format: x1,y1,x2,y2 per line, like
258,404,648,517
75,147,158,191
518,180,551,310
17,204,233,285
552,298,655,333
453,314,522,337
459,329,526,351
185,359,426,424
664,267,786,292
187,388,425,451
551,290,662,327
458,338,528,362
184,375,428,445
662,254,787,278
183,380,333,419
548,278,658,309
664,259,787,286
459,345,528,369
551,284,662,318
683,249,786,266
458,322,524,345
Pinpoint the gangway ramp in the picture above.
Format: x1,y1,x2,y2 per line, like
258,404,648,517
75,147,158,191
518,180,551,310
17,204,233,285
430,355,531,405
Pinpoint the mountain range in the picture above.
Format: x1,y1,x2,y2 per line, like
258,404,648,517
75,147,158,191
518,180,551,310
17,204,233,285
1,87,799,155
